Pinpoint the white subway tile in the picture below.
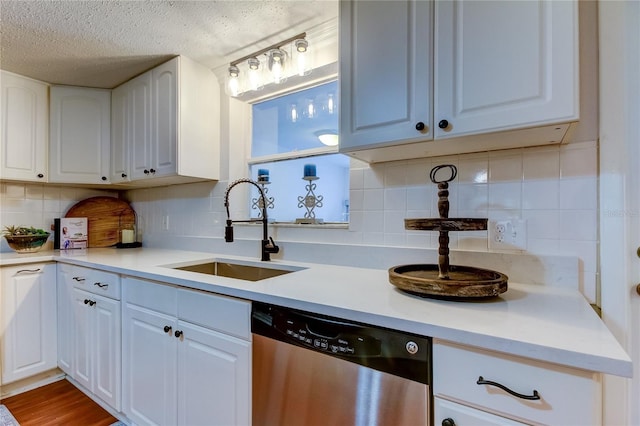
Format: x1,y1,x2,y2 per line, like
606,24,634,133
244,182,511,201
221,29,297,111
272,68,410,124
522,180,560,210
559,177,597,210
523,149,560,180
383,188,407,211
363,188,384,211
559,210,598,241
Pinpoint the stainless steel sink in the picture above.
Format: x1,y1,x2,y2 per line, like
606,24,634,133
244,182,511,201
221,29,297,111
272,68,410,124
170,260,302,282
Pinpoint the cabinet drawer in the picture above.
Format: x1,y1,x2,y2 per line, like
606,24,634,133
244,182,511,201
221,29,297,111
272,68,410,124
67,265,120,300
123,276,177,316
435,397,526,426
433,340,601,425
177,288,250,341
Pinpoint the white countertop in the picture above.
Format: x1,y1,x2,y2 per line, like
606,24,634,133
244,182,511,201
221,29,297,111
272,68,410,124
1,247,632,378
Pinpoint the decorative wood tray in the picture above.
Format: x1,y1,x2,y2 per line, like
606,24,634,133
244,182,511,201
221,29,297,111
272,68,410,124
389,164,508,299
389,264,508,298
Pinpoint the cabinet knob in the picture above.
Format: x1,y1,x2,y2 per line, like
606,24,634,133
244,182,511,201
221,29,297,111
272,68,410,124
174,330,183,338
442,419,456,426
438,119,449,129
37,173,44,178
84,299,90,305
101,176,107,181
121,173,127,178
144,169,150,175
149,168,156,174
415,121,426,131
164,325,172,333
636,283,640,296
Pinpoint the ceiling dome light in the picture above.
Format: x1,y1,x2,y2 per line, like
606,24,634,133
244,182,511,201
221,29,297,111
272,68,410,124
315,130,339,147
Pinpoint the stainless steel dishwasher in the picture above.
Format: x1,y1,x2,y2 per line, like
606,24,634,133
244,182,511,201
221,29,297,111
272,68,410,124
252,302,431,426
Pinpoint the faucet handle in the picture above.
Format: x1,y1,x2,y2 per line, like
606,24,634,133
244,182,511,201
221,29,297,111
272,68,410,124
267,237,280,253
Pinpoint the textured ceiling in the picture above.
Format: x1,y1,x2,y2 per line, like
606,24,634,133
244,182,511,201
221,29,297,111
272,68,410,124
0,0,338,88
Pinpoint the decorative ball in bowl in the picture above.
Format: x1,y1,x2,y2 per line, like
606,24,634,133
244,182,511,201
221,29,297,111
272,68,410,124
2,226,50,253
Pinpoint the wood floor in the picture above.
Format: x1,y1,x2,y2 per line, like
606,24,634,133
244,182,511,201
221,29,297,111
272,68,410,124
0,379,118,426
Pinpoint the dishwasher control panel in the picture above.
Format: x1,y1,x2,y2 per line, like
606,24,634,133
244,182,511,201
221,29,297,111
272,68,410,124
279,315,382,357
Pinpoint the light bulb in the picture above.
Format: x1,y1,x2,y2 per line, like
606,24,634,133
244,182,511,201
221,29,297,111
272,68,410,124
268,49,286,84
294,39,310,77
290,104,298,123
226,65,240,97
327,94,335,114
306,99,316,118
247,58,262,91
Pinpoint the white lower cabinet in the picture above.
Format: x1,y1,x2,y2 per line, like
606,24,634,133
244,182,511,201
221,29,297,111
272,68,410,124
1,263,57,384
57,263,121,411
122,276,251,426
433,339,601,425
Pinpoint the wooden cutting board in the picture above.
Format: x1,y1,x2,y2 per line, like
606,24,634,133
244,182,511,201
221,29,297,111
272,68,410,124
65,196,135,248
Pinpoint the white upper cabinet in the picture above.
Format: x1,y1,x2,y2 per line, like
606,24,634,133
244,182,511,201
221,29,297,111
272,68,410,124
110,82,132,183
0,71,49,182
434,0,578,138
49,86,111,184
113,56,220,187
339,0,579,163
339,0,432,150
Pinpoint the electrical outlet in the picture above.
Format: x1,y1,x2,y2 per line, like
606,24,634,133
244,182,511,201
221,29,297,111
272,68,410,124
162,215,169,231
488,219,527,250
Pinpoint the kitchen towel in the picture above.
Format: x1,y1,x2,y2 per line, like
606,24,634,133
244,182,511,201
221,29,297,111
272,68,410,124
0,405,19,426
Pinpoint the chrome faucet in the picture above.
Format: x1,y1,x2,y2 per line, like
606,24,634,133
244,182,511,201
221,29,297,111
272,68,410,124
224,178,279,261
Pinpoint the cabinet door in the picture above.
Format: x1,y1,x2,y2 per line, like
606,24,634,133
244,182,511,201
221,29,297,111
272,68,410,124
110,84,130,183
435,0,578,138
1,263,57,384
339,0,432,151
49,86,111,183
151,58,178,178
123,302,178,426
127,72,153,180
0,71,48,182
72,287,93,391
93,293,121,411
177,321,251,426
56,264,74,375
435,398,527,426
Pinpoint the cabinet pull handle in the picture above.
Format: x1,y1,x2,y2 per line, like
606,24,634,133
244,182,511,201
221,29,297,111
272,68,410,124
477,376,540,400
174,330,183,338
16,268,41,274
94,282,108,288
164,325,172,333
84,299,96,306
441,418,456,426
73,276,86,282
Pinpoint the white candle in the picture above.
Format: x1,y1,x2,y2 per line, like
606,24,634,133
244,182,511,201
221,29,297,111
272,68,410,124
122,229,135,244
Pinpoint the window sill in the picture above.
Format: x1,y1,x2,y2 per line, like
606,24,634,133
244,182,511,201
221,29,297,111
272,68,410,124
238,221,348,229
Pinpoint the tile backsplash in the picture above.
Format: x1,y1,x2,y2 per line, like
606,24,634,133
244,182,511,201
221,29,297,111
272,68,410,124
0,141,598,303
127,140,598,303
